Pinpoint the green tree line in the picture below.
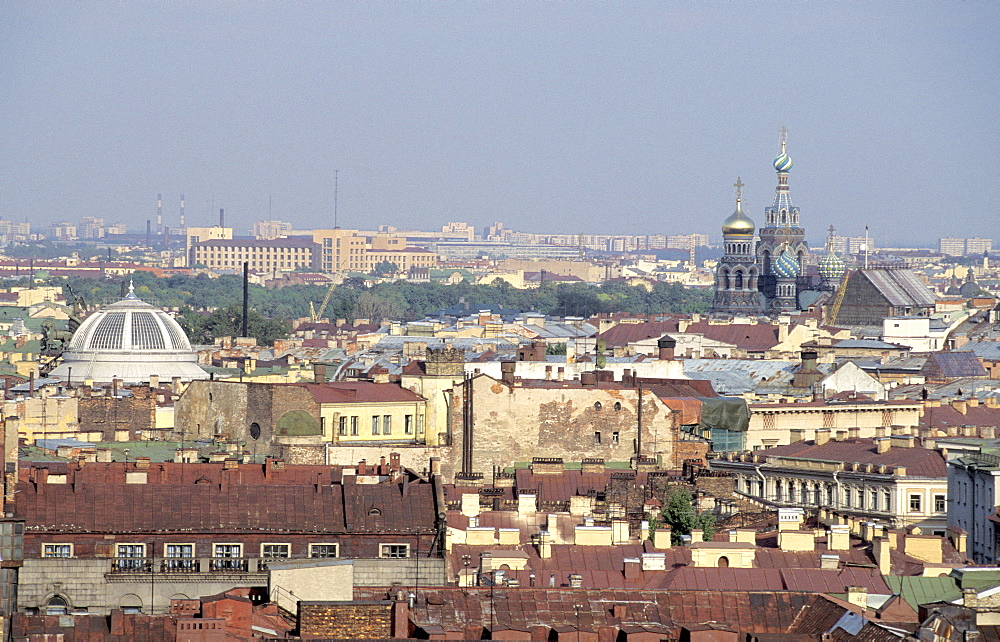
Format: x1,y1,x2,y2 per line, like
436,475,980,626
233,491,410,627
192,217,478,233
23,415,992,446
15,272,712,345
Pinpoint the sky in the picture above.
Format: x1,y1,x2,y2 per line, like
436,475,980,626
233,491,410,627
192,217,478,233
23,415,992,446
1,2,998,248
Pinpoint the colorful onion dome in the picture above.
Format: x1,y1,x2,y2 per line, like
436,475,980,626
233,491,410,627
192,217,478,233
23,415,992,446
818,250,846,280
774,247,800,278
721,199,755,235
773,151,793,172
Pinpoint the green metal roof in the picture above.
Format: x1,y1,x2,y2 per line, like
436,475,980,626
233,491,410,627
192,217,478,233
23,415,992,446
884,575,963,609
950,568,1000,592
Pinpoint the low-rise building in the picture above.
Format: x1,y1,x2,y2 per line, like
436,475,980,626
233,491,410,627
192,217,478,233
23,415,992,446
711,434,949,534
11,458,444,616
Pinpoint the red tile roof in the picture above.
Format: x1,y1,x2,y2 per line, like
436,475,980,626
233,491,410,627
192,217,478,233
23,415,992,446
683,322,781,352
15,464,437,535
597,321,679,348
304,381,426,404
759,438,946,478
919,403,1000,429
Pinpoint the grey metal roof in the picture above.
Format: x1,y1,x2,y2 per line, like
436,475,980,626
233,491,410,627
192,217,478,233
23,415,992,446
862,269,937,308
834,339,908,350
958,341,1000,360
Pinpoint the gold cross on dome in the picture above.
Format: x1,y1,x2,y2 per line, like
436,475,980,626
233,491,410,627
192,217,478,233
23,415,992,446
734,177,744,202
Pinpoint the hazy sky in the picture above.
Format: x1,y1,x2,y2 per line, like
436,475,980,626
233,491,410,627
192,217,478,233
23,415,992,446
2,2,998,247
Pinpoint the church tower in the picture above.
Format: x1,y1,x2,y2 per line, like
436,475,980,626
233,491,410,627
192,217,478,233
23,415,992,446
712,178,764,314
757,127,808,311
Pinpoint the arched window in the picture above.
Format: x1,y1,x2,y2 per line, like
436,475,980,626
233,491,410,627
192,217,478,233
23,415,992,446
734,270,743,289
45,596,68,616
613,402,622,411
594,402,602,411
717,556,730,568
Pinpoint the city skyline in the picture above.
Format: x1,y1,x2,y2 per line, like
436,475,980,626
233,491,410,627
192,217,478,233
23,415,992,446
2,3,998,246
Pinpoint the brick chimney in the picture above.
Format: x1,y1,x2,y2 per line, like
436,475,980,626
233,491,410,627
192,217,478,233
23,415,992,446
500,361,515,385
657,336,676,361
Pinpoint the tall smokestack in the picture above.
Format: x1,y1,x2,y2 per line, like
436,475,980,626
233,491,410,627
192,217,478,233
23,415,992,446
179,194,186,227
146,219,151,245
219,208,225,228
157,193,163,234
242,261,249,338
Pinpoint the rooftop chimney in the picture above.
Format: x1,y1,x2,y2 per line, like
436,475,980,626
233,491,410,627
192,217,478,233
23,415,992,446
657,336,676,361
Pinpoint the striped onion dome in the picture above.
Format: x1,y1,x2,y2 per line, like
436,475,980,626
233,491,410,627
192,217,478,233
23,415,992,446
773,151,793,172
819,250,846,280
774,247,801,278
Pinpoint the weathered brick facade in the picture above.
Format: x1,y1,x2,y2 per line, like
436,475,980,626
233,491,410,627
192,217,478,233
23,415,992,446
445,375,679,479
298,601,394,639
78,387,157,440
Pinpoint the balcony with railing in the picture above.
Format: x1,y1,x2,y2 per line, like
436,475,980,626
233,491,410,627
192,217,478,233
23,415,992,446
106,557,265,581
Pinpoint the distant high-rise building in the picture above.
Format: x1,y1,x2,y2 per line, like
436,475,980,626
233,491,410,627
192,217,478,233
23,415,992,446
939,237,966,256
967,237,993,255
253,220,293,240
666,233,709,250
938,237,993,256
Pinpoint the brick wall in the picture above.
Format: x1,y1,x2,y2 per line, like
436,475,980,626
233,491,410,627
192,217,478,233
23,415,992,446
672,440,709,469
299,601,392,639
78,394,156,440
445,377,677,480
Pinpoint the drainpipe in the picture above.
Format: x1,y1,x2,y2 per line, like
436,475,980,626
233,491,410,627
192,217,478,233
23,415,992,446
755,464,767,502
833,470,843,511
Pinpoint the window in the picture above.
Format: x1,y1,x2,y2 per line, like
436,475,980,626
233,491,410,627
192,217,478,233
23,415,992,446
371,416,380,435
417,414,424,434
165,543,195,571
614,402,622,411
380,543,410,558
844,489,852,508
594,402,602,411
909,494,922,512
116,543,146,571
45,596,69,616
404,415,413,434
612,431,620,445
261,543,290,560
350,416,358,436
339,416,347,436
212,543,244,571
383,415,391,435
43,544,72,558
934,494,946,513
309,543,339,558
594,431,601,445
871,490,879,511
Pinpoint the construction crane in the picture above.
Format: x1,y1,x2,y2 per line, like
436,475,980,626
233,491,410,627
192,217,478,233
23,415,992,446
309,280,338,323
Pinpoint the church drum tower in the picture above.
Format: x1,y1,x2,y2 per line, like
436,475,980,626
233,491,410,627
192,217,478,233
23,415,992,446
712,178,765,314
757,127,808,312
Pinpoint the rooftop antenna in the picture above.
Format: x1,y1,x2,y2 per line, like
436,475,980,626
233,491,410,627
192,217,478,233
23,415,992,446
334,169,339,229
268,193,272,219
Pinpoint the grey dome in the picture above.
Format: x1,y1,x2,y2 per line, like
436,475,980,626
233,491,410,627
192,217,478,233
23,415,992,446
50,288,208,384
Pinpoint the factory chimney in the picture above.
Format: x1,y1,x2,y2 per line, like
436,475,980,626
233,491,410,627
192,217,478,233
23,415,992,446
179,194,186,227
156,193,163,234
